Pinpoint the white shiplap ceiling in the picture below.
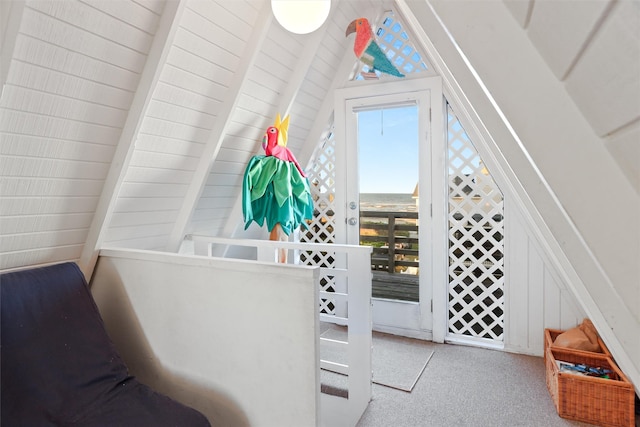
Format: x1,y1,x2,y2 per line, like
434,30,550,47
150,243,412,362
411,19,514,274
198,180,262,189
1,0,638,280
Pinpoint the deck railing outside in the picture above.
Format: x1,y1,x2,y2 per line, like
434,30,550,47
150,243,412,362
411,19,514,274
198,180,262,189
359,211,419,302
359,210,419,274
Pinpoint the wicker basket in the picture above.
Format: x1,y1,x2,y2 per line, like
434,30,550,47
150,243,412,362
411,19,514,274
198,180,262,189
545,346,635,427
544,328,612,361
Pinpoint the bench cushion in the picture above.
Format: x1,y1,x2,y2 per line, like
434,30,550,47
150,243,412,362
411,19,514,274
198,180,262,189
1,262,210,426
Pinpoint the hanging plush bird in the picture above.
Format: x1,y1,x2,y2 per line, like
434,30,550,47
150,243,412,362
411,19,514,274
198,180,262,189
345,17,405,78
242,114,314,262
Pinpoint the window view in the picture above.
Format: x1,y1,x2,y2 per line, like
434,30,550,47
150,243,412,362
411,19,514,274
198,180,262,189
357,105,420,302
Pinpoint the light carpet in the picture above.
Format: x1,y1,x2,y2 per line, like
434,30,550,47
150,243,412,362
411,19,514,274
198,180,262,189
320,324,434,392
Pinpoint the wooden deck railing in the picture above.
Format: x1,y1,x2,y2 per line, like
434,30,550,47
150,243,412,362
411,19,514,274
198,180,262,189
360,211,420,302
359,211,419,274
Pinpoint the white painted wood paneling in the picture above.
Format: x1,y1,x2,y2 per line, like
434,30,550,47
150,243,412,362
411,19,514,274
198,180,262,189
131,0,165,15
129,150,200,171
106,0,261,249
3,86,128,127
28,0,155,53
12,35,141,89
144,99,216,129
1,0,162,270
153,81,222,115
22,6,146,72
0,213,94,234
0,157,110,179
8,62,134,108
204,173,240,187
106,222,175,243
182,5,247,55
135,133,205,157
110,210,179,227
80,0,162,33
605,123,640,193
106,235,169,251
215,146,254,163
0,248,83,271
200,185,237,198
503,0,531,28
527,0,611,80
564,0,640,136
1,229,88,252
216,132,260,153
138,116,211,142
122,166,194,184
118,182,189,198
1,134,115,161
1,177,104,197
1,110,122,144
173,1,273,243
505,202,584,356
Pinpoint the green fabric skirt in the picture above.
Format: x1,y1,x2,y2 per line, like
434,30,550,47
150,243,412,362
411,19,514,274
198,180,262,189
242,155,314,235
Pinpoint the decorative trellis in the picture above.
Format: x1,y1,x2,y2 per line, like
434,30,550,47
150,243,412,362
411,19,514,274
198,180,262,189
354,11,431,80
299,121,339,316
447,103,505,342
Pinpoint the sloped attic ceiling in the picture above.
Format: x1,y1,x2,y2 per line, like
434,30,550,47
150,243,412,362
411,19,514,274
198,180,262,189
0,0,637,309
2,0,638,269
0,0,389,272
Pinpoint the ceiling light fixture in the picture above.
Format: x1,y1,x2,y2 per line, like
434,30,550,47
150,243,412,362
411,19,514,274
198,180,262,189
271,0,331,35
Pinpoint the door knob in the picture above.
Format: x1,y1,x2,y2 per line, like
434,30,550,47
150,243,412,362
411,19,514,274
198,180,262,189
348,217,358,226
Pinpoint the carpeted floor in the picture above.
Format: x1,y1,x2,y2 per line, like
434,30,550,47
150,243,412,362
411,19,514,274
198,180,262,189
328,334,640,427
321,324,434,392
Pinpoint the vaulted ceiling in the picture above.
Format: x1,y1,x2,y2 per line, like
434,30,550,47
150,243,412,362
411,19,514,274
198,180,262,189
2,0,637,269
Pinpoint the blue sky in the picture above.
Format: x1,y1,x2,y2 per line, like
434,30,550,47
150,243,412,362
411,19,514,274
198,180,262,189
358,105,419,193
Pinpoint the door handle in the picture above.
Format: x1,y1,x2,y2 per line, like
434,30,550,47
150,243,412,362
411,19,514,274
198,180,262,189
348,217,358,226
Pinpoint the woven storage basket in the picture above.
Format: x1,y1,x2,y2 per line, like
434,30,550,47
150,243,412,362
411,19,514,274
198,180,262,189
544,328,612,362
545,347,634,427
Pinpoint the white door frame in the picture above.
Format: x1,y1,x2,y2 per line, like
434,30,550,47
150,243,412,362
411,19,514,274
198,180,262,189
334,77,445,340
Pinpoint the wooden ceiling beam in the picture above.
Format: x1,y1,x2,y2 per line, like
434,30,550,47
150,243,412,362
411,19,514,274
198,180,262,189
79,0,186,279
165,1,273,252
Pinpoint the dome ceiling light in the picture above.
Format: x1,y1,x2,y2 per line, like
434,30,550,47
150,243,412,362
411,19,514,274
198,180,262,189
271,0,331,35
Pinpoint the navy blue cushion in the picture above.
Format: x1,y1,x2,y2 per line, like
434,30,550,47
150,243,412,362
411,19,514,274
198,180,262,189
1,262,210,426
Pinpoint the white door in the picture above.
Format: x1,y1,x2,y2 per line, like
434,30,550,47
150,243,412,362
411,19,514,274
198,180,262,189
334,78,444,339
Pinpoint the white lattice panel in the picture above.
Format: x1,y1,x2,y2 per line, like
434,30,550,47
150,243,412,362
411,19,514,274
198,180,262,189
300,123,339,315
355,11,432,80
447,104,505,342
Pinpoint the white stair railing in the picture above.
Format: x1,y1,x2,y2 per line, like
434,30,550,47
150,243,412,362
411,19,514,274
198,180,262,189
188,235,372,427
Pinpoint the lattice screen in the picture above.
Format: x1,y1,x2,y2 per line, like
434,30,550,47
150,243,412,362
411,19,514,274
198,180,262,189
354,11,431,80
299,122,339,315
447,103,505,342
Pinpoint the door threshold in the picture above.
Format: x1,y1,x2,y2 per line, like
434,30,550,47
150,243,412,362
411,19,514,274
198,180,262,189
373,324,432,341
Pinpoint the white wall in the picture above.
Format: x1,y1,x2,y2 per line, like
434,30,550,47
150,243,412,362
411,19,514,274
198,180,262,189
399,0,639,391
505,202,585,355
90,248,320,427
